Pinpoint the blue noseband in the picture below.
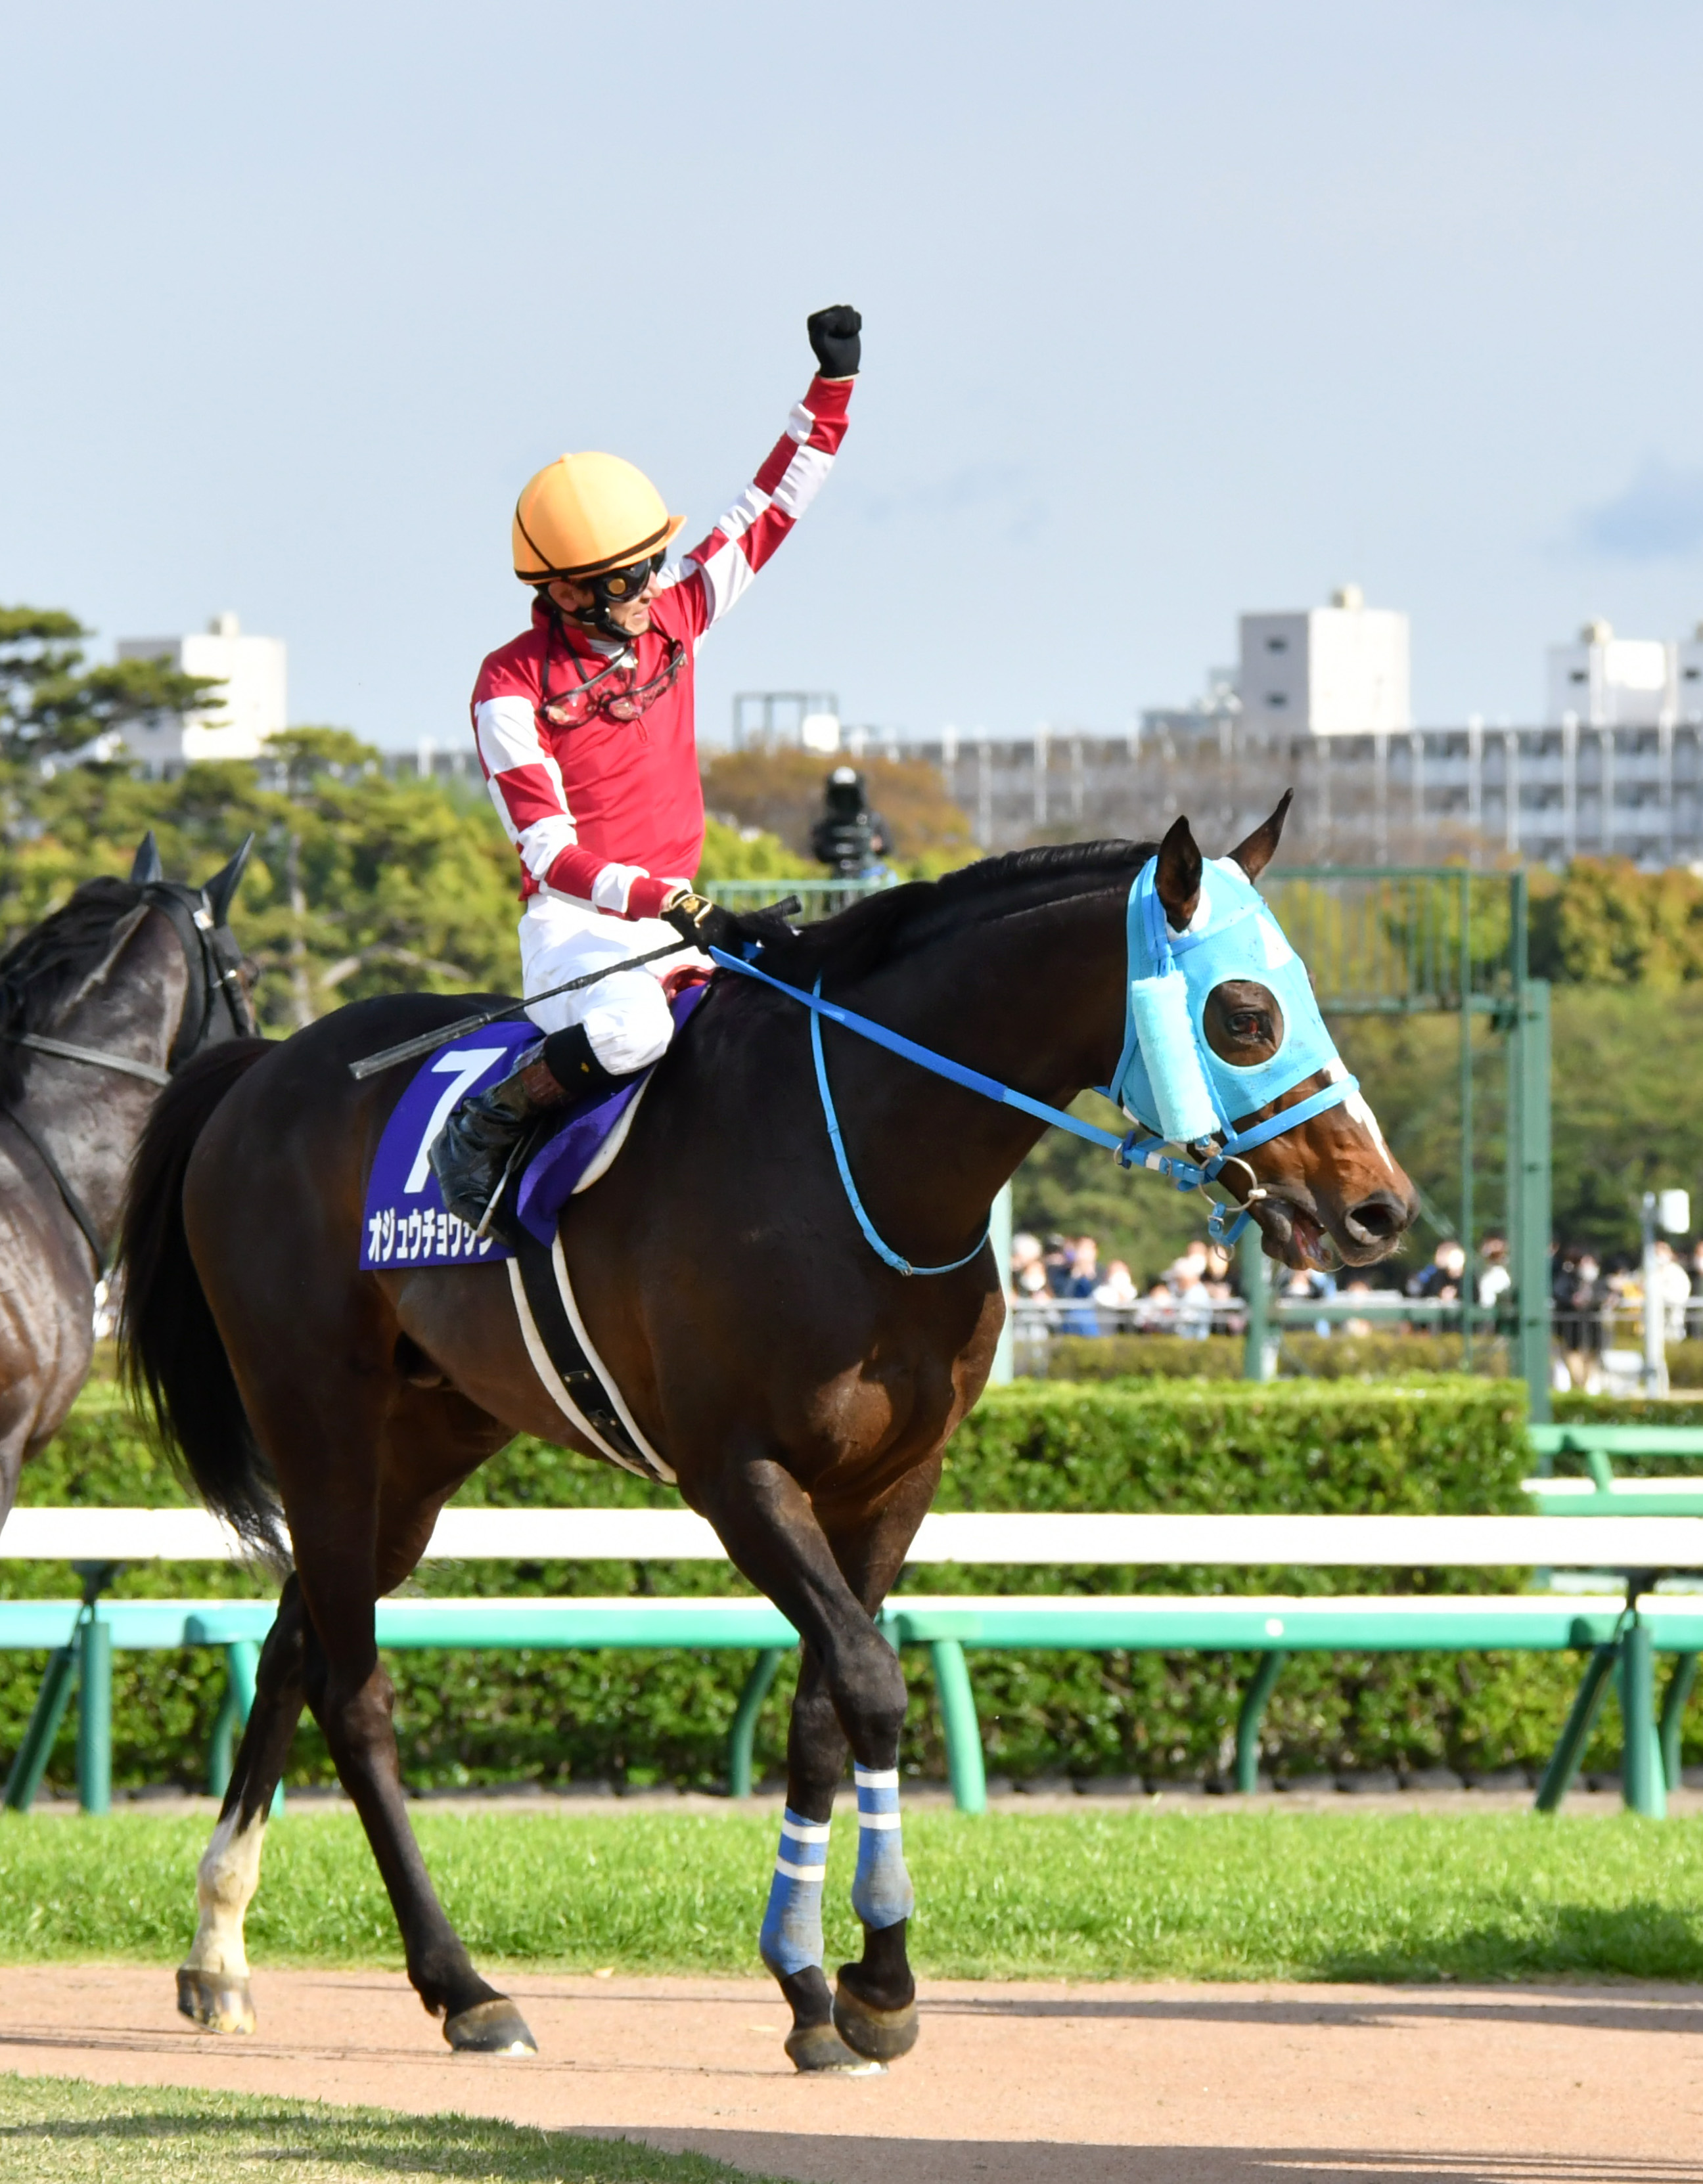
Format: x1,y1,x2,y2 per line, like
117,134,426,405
708,853,1358,1271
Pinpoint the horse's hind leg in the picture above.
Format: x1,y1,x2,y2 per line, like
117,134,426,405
296,1507,535,2054
178,1576,309,2034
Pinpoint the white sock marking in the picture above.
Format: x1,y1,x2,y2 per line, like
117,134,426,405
182,1806,267,1979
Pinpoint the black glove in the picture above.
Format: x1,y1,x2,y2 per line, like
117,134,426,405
807,304,861,378
661,887,739,955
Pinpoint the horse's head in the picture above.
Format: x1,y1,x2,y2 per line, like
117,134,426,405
128,830,259,1057
1139,797,1417,1271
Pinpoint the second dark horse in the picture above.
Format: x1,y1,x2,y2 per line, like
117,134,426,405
118,809,1416,2070
0,834,252,1523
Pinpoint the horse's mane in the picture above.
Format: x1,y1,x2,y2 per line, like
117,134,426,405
0,877,149,1105
747,839,1152,988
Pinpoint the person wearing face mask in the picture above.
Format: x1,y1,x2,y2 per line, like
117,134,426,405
431,307,862,1230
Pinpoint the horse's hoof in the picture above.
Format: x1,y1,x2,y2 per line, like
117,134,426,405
784,2020,886,2074
832,1976,919,2062
444,1997,537,2054
176,1966,256,2036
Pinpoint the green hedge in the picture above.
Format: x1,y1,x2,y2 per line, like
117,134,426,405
8,1376,1686,1791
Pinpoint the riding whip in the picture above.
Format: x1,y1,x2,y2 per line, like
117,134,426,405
344,945,686,1079
345,897,802,1081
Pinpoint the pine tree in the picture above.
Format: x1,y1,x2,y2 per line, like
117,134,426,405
0,606,221,759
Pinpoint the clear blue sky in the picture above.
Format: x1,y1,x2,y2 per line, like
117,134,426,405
6,1,1702,746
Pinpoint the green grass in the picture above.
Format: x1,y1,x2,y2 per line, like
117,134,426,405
3,1807,1702,1983
0,2077,774,2182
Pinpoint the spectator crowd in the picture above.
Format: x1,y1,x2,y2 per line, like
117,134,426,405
1009,1231,1242,1340
1009,1219,1703,1371
1550,1235,1703,1390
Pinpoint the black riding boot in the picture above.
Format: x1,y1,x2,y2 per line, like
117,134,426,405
429,1025,623,1234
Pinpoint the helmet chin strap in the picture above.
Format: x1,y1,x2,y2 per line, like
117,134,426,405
547,589,636,651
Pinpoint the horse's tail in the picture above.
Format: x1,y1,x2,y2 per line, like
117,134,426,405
116,1038,283,1555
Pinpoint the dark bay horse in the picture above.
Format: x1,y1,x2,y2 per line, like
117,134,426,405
118,810,1415,2070
0,836,252,1521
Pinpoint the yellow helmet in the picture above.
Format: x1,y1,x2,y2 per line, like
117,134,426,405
512,451,687,583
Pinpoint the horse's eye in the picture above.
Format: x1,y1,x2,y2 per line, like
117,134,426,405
1229,1011,1262,1037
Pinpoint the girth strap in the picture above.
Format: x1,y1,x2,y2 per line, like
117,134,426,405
507,1232,675,1484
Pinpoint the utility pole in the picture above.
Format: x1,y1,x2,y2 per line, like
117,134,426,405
1504,870,1553,1421
1242,1236,1276,1381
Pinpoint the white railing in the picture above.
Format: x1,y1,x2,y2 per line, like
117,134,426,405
8,1505,1703,1568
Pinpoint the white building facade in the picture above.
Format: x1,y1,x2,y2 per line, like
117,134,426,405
115,612,286,769
1545,620,1676,730
1238,586,1412,738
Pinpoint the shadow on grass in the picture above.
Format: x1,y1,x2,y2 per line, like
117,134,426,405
1313,1903,1703,1984
0,2090,769,2183
650,2134,1703,2184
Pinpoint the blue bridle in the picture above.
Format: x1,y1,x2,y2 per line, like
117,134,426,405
707,853,1358,1276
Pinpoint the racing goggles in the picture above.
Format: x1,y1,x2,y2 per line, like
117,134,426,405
593,551,668,603
539,635,687,728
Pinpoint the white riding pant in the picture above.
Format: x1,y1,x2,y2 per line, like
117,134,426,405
518,894,702,1076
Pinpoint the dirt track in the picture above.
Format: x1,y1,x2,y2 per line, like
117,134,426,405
3,1966,1701,2182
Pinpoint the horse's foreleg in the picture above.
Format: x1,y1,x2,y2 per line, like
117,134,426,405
177,1577,309,2035
758,1643,862,2070
701,1454,920,2073
834,1758,918,2062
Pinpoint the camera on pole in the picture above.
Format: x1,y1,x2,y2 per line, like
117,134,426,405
810,767,892,879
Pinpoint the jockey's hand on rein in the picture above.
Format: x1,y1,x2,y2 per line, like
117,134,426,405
807,305,861,377
661,887,739,955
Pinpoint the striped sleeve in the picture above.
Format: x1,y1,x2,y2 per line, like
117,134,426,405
665,374,853,642
473,694,675,918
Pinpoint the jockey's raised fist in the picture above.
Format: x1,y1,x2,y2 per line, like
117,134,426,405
807,305,861,378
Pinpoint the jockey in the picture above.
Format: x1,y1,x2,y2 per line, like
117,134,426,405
431,305,861,1232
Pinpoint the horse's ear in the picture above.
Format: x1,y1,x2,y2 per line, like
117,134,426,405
202,834,254,926
1229,790,1294,883
129,832,164,885
1154,814,1202,931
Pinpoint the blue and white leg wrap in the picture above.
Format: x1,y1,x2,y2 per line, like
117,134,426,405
851,1764,915,1932
759,1808,832,1978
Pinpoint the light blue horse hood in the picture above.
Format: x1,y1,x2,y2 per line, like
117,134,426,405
1108,856,1345,1137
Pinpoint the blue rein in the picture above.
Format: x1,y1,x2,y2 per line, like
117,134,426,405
706,941,1356,1274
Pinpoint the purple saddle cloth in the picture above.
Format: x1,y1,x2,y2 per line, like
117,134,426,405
359,983,707,1269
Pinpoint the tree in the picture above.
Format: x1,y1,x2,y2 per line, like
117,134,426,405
697,814,815,881
0,606,223,759
0,724,817,1038
700,746,976,875
1530,858,1703,987
0,731,520,1035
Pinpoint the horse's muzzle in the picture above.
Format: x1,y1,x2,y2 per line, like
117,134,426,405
1250,1180,1415,1271
1340,1188,1414,1257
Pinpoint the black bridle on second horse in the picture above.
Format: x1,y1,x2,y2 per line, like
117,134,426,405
0,836,256,1271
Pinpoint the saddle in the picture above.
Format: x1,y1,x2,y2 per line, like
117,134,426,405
355,985,710,1484
359,983,708,1270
